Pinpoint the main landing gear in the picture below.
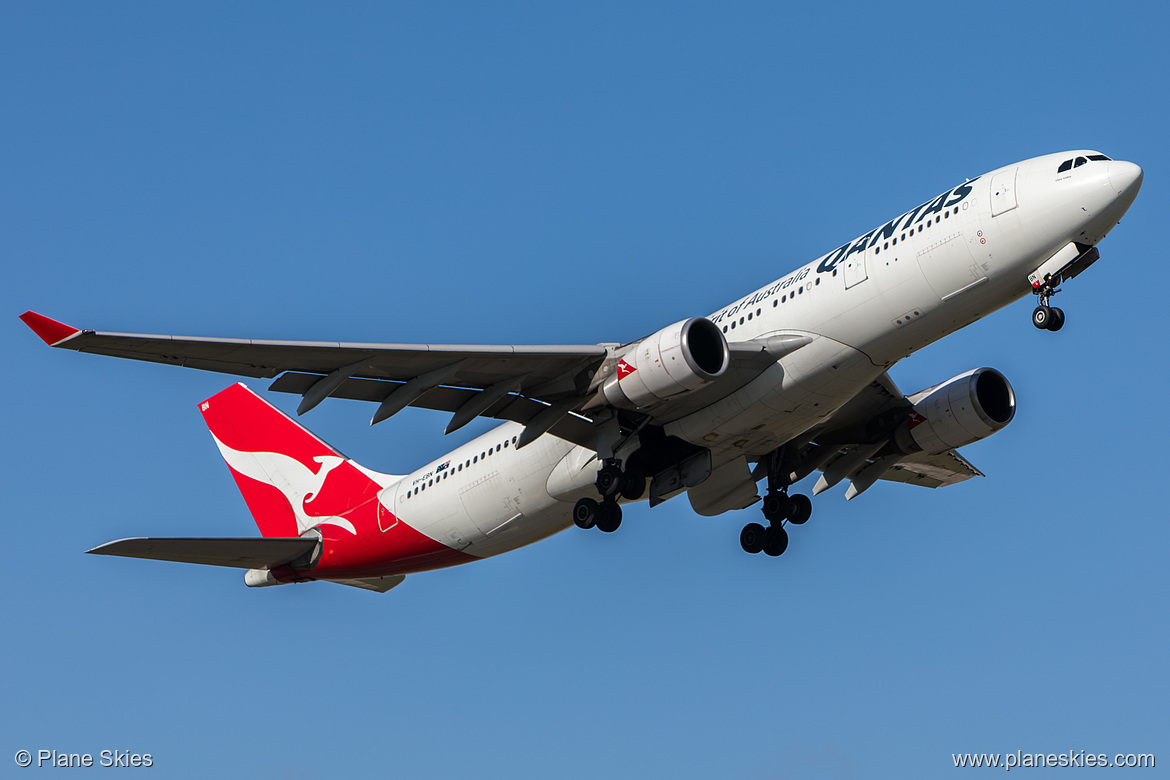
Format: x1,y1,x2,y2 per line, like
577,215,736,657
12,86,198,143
740,489,812,557
573,458,646,535
741,448,813,557
1031,277,1065,332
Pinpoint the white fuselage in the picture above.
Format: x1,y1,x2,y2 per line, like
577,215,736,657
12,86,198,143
382,151,1142,564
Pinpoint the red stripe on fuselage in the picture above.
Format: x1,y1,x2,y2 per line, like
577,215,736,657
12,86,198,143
310,516,478,579
225,462,477,578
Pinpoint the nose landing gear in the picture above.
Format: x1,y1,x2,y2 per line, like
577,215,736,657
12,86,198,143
1031,276,1065,332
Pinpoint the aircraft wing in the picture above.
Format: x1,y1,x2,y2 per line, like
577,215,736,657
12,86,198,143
21,311,796,450
19,310,606,396
21,310,610,438
799,373,983,497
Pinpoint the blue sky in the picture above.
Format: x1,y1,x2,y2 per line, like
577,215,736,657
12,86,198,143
4,3,1167,777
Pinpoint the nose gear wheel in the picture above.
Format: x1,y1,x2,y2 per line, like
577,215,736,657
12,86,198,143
1031,276,1066,332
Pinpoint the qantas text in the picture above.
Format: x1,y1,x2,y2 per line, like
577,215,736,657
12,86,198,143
710,177,979,324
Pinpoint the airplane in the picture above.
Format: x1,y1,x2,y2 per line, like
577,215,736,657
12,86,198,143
21,149,1143,593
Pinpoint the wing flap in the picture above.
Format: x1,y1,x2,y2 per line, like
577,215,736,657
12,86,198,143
879,450,983,488
266,371,597,447
87,537,318,569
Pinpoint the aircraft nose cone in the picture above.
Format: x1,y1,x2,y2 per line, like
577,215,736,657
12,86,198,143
1108,160,1144,201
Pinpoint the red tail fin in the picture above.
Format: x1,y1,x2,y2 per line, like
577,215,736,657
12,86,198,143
199,384,393,538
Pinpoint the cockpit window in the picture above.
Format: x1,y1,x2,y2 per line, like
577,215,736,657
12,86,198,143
1058,153,1112,173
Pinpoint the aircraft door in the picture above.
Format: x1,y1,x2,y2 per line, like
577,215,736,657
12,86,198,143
843,250,868,289
990,168,1018,217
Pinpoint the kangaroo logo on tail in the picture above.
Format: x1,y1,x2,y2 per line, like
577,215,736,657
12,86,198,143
200,384,394,538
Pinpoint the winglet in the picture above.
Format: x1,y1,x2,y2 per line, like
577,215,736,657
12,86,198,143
19,311,82,346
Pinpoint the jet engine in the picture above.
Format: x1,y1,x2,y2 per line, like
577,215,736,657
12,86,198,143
601,317,730,410
894,368,1016,454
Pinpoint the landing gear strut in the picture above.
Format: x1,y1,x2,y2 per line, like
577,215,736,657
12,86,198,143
1031,277,1065,332
741,447,813,557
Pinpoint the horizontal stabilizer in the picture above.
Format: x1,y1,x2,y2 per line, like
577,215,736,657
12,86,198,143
328,575,407,593
87,537,318,569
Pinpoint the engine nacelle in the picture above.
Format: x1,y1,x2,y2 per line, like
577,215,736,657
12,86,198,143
601,318,730,410
894,368,1016,454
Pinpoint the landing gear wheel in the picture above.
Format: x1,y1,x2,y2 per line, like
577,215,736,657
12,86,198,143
596,501,622,533
573,497,598,529
740,522,767,554
1032,305,1052,330
762,491,792,523
596,464,623,498
619,467,647,501
763,526,789,557
787,494,812,526
1046,307,1065,332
